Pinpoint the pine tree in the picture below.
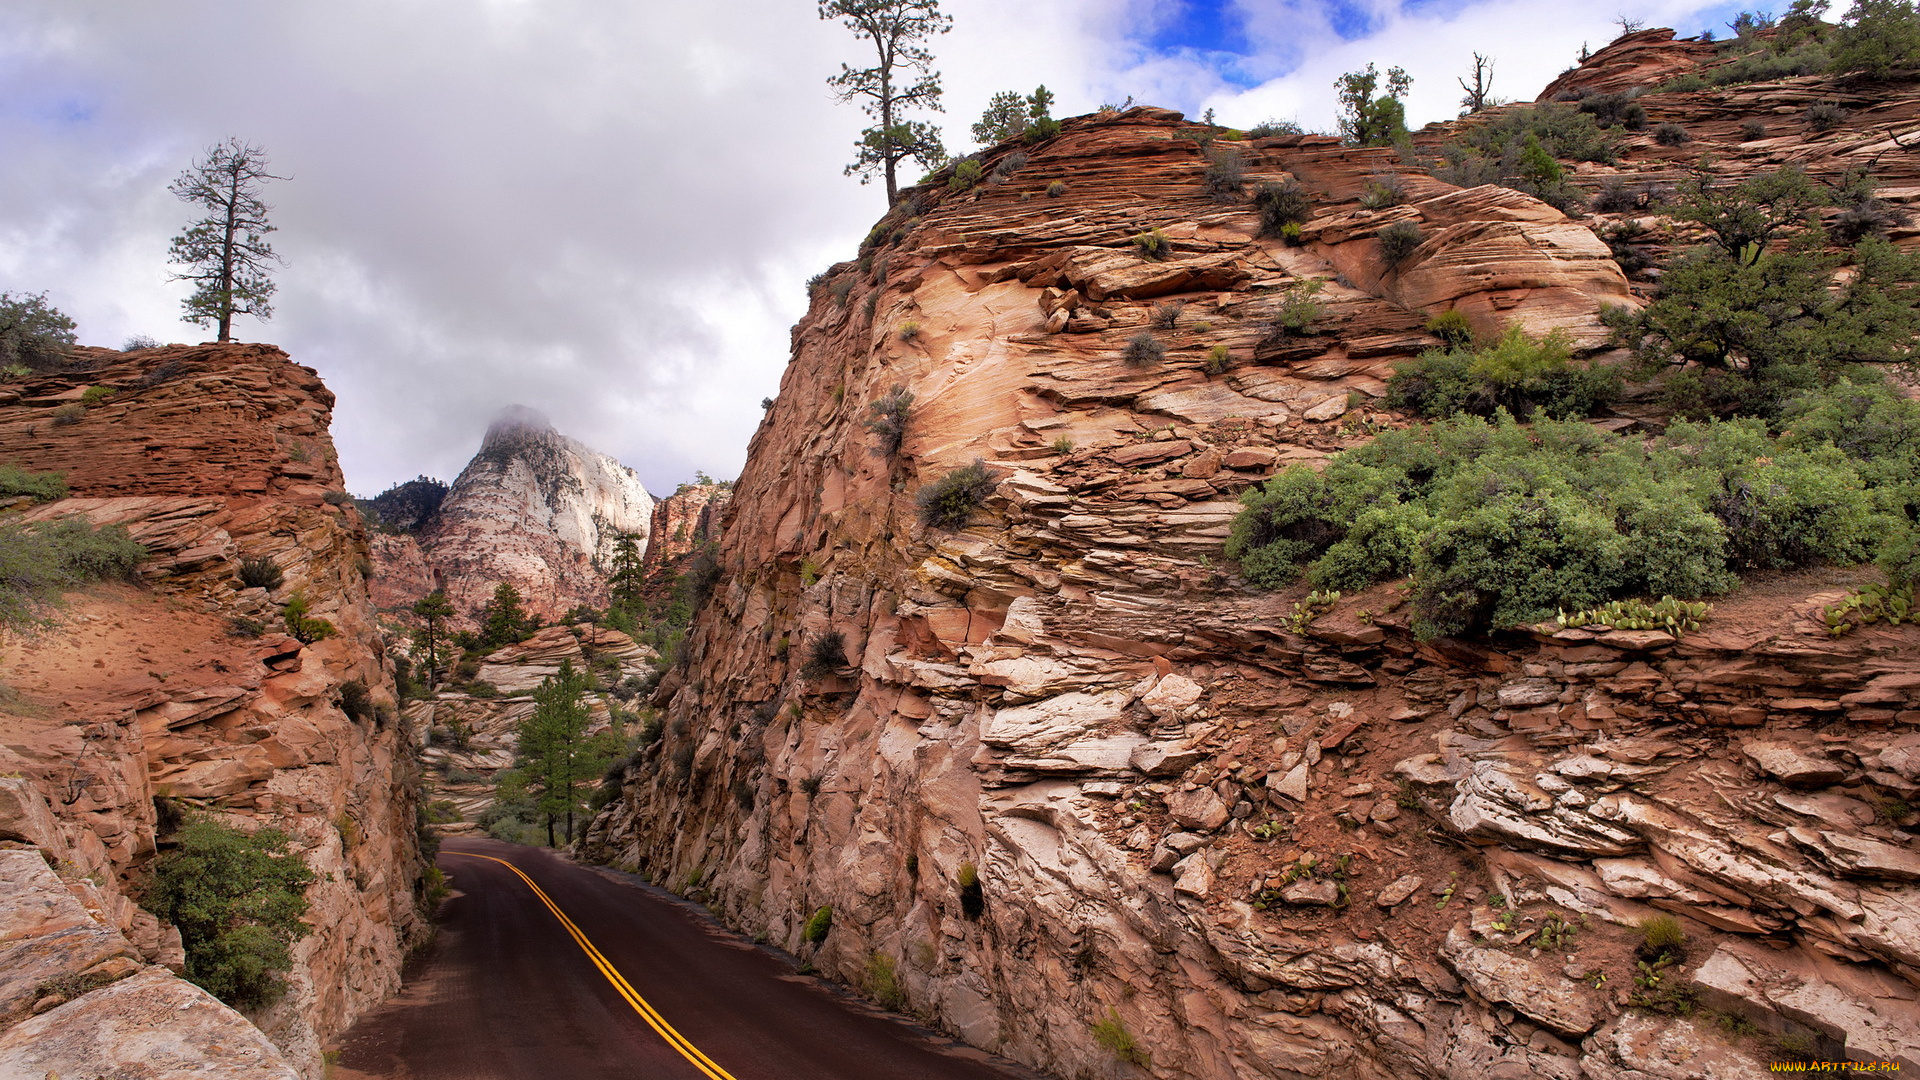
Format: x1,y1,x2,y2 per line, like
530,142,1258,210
1334,64,1412,148
167,139,287,343
513,662,615,845
819,0,951,203
607,532,645,616
479,582,533,648
411,589,455,686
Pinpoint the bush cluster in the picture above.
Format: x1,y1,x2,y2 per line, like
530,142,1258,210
1436,101,1619,210
141,818,316,1010
1377,221,1424,265
0,291,76,373
0,517,146,631
1386,325,1621,422
1227,382,1920,639
1202,148,1245,202
915,460,995,529
1121,331,1165,367
0,464,68,503
1253,180,1312,237
864,387,913,457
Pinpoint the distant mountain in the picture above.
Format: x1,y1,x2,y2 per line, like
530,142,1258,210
368,407,654,623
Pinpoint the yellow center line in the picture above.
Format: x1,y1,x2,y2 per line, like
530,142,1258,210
445,851,741,1080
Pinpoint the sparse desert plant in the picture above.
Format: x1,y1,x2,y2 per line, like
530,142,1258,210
1052,435,1075,454
337,679,373,722
864,387,913,456
79,385,114,406
948,158,983,192
1271,279,1325,338
50,403,85,426
897,320,920,341
1150,300,1184,330
914,459,995,529
802,630,847,678
1804,101,1849,131
803,904,833,944
1091,1008,1149,1066
1131,227,1171,260
0,517,147,631
238,554,283,590
1253,180,1312,237
1248,118,1304,138
957,861,985,918
1640,914,1686,954
1740,119,1767,140
282,590,337,644
1202,148,1246,202
1653,122,1691,146
1590,177,1647,213
1377,221,1424,265
122,334,160,351
1578,90,1648,131
1046,180,1067,197
1205,344,1233,374
1121,331,1165,367
866,951,905,1009
1358,172,1406,209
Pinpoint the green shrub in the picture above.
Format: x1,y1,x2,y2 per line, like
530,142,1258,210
0,464,68,503
865,387,913,456
0,517,147,631
1577,91,1647,131
1741,119,1767,140
1641,914,1687,953
1270,279,1324,338
803,904,833,944
1377,221,1424,265
948,159,983,192
866,951,905,1009
1121,331,1164,367
1653,122,1692,146
1227,406,1911,638
1386,324,1620,421
1131,227,1171,260
1713,41,1832,85
141,818,316,1010
1092,1008,1150,1066
0,291,77,371
1248,119,1304,138
1558,596,1710,636
1425,310,1473,348
338,678,373,722
51,403,84,426
1830,0,1920,78
1805,102,1850,131
1205,345,1233,375
79,385,114,406
915,460,995,529
1253,180,1312,237
282,590,337,644
1046,180,1067,198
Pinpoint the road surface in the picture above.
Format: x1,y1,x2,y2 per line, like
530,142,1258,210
334,837,1035,1080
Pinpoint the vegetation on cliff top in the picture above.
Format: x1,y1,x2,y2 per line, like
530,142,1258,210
1229,379,1920,639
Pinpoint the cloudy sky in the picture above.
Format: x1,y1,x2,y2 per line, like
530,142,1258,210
1,0,1749,495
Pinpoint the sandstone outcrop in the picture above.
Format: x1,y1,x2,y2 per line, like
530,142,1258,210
367,407,654,625
580,35,1920,1080
646,482,732,570
0,343,425,1077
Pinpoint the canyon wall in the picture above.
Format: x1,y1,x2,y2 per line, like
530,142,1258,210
583,43,1920,1080
0,344,426,1077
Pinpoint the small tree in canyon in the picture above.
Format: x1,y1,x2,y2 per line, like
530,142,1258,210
478,581,536,649
607,532,646,620
513,661,617,846
411,589,455,687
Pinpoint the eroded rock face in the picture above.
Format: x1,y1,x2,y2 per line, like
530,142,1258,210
646,482,732,569
580,43,1920,1080
0,344,424,1078
369,407,653,625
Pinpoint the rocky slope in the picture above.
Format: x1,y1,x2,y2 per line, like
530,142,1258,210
0,344,427,1078
646,482,732,570
367,407,654,626
581,36,1920,1080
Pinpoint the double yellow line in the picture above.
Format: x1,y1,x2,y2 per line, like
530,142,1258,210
445,851,739,1080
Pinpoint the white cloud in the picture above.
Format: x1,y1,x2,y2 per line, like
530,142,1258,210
0,0,1739,495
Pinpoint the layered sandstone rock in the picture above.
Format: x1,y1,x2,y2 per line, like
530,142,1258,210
581,42,1920,1080
367,408,654,625
0,344,425,1078
646,482,732,569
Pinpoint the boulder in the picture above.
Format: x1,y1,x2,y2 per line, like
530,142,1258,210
1167,787,1231,832
1744,741,1847,789
1440,927,1601,1036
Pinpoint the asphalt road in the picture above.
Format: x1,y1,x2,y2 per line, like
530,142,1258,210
335,837,1034,1080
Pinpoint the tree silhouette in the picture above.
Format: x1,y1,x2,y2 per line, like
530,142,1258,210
168,139,287,343
819,0,951,203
